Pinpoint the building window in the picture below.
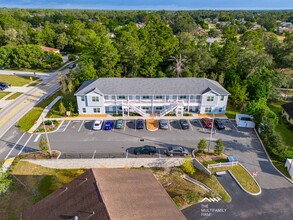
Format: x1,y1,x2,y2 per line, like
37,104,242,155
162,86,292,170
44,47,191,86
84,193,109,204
93,108,100,113
156,107,163,110
142,107,149,110
219,108,223,112
142,96,150,99
220,96,224,101
82,108,86,113
179,95,187,99
92,96,99,102
205,107,212,113
81,96,85,101
207,96,214,102
155,96,163,99
118,96,126,100
104,95,109,100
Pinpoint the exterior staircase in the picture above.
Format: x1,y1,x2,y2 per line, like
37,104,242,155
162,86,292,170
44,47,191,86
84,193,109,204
127,102,147,117
160,102,179,117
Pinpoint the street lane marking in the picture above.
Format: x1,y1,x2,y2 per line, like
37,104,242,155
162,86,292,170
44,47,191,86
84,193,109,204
63,120,71,132
78,120,85,132
34,134,41,142
18,134,33,155
4,133,25,160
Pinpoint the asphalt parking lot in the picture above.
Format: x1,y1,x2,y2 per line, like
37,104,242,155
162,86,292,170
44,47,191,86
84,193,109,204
0,118,250,160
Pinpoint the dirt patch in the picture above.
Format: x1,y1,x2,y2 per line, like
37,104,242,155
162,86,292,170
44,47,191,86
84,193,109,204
196,153,226,163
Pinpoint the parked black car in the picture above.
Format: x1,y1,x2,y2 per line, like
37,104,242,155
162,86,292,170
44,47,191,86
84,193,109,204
214,119,225,130
133,146,157,155
136,119,144,129
68,63,76,69
0,82,11,89
179,119,189,129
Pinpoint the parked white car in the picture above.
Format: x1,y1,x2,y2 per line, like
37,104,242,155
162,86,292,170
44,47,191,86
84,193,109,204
92,119,103,130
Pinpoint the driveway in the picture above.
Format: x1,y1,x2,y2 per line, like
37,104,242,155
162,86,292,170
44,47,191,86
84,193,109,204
183,172,293,219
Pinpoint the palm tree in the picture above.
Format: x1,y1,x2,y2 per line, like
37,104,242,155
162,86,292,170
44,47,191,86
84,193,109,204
169,53,189,77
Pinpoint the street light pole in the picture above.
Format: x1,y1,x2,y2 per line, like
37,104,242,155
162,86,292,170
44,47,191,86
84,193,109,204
208,112,215,153
42,115,52,157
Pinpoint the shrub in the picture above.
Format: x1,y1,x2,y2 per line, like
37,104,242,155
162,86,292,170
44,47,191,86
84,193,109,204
214,139,224,155
44,120,53,126
113,113,123,117
68,54,76,61
39,137,49,152
197,139,207,155
59,101,66,116
165,113,176,116
183,113,192,116
181,156,196,175
0,172,12,195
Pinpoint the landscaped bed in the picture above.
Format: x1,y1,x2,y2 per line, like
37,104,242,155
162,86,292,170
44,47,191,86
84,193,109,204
209,164,261,194
146,119,159,131
35,120,61,133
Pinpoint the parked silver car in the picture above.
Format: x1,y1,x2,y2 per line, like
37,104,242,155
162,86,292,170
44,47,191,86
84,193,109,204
165,146,190,157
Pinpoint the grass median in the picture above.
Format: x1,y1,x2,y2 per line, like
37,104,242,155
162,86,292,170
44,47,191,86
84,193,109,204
210,164,261,194
0,92,11,99
17,90,62,132
5,92,23,100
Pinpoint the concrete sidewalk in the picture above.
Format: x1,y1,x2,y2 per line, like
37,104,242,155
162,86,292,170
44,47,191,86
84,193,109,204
23,158,185,169
29,96,62,132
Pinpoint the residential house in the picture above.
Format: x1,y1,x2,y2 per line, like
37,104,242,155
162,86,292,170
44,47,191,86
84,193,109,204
281,102,293,124
74,78,230,117
22,169,186,220
40,46,60,53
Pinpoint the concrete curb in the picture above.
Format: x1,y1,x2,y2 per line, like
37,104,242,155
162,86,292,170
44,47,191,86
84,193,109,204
254,128,293,184
227,170,261,196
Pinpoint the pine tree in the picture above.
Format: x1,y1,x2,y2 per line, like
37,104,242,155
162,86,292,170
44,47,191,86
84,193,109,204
214,139,224,155
197,139,207,155
59,101,66,116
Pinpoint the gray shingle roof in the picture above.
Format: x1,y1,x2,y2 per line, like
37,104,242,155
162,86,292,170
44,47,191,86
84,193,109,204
74,78,230,96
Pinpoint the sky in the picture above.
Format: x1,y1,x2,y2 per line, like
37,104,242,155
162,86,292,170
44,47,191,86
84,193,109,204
0,0,292,10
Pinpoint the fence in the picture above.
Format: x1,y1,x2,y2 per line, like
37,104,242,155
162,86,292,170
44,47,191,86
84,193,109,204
207,161,238,169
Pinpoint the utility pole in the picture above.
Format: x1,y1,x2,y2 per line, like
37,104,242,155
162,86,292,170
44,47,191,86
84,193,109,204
42,115,52,157
208,112,215,153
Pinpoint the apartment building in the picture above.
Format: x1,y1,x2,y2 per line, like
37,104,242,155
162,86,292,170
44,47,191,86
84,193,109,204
74,78,230,117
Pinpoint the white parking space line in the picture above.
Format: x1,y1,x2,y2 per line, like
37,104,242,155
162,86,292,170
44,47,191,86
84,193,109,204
34,134,41,142
63,120,71,132
169,120,172,131
134,120,137,132
198,119,205,131
18,134,33,155
123,121,126,131
4,133,26,160
92,150,96,159
189,120,193,131
78,120,85,132
230,120,238,131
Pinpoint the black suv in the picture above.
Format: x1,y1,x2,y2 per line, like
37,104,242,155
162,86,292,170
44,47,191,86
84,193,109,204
0,82,11,90
133,146,157,155
179,119,189,129
214,119,225,130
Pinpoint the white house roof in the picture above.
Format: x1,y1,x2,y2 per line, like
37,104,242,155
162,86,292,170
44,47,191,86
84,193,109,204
74,78,230,96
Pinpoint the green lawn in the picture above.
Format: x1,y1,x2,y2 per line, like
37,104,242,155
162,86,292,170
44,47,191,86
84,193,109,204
210,164,261,194
225,105,240,119
0,92,11,99
268,101,293,151
0,160,85,220
189,170,231,202
27,79,42,87
272,160,292,179
17,90,62,131
0,75,37,86
47,100,62,118
5,92,23,100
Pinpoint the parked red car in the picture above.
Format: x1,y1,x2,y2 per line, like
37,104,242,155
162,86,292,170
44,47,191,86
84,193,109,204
201,118,212,129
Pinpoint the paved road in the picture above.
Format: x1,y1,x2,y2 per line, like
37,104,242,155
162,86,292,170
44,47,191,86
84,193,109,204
183,173,293,220
0,61,74,139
